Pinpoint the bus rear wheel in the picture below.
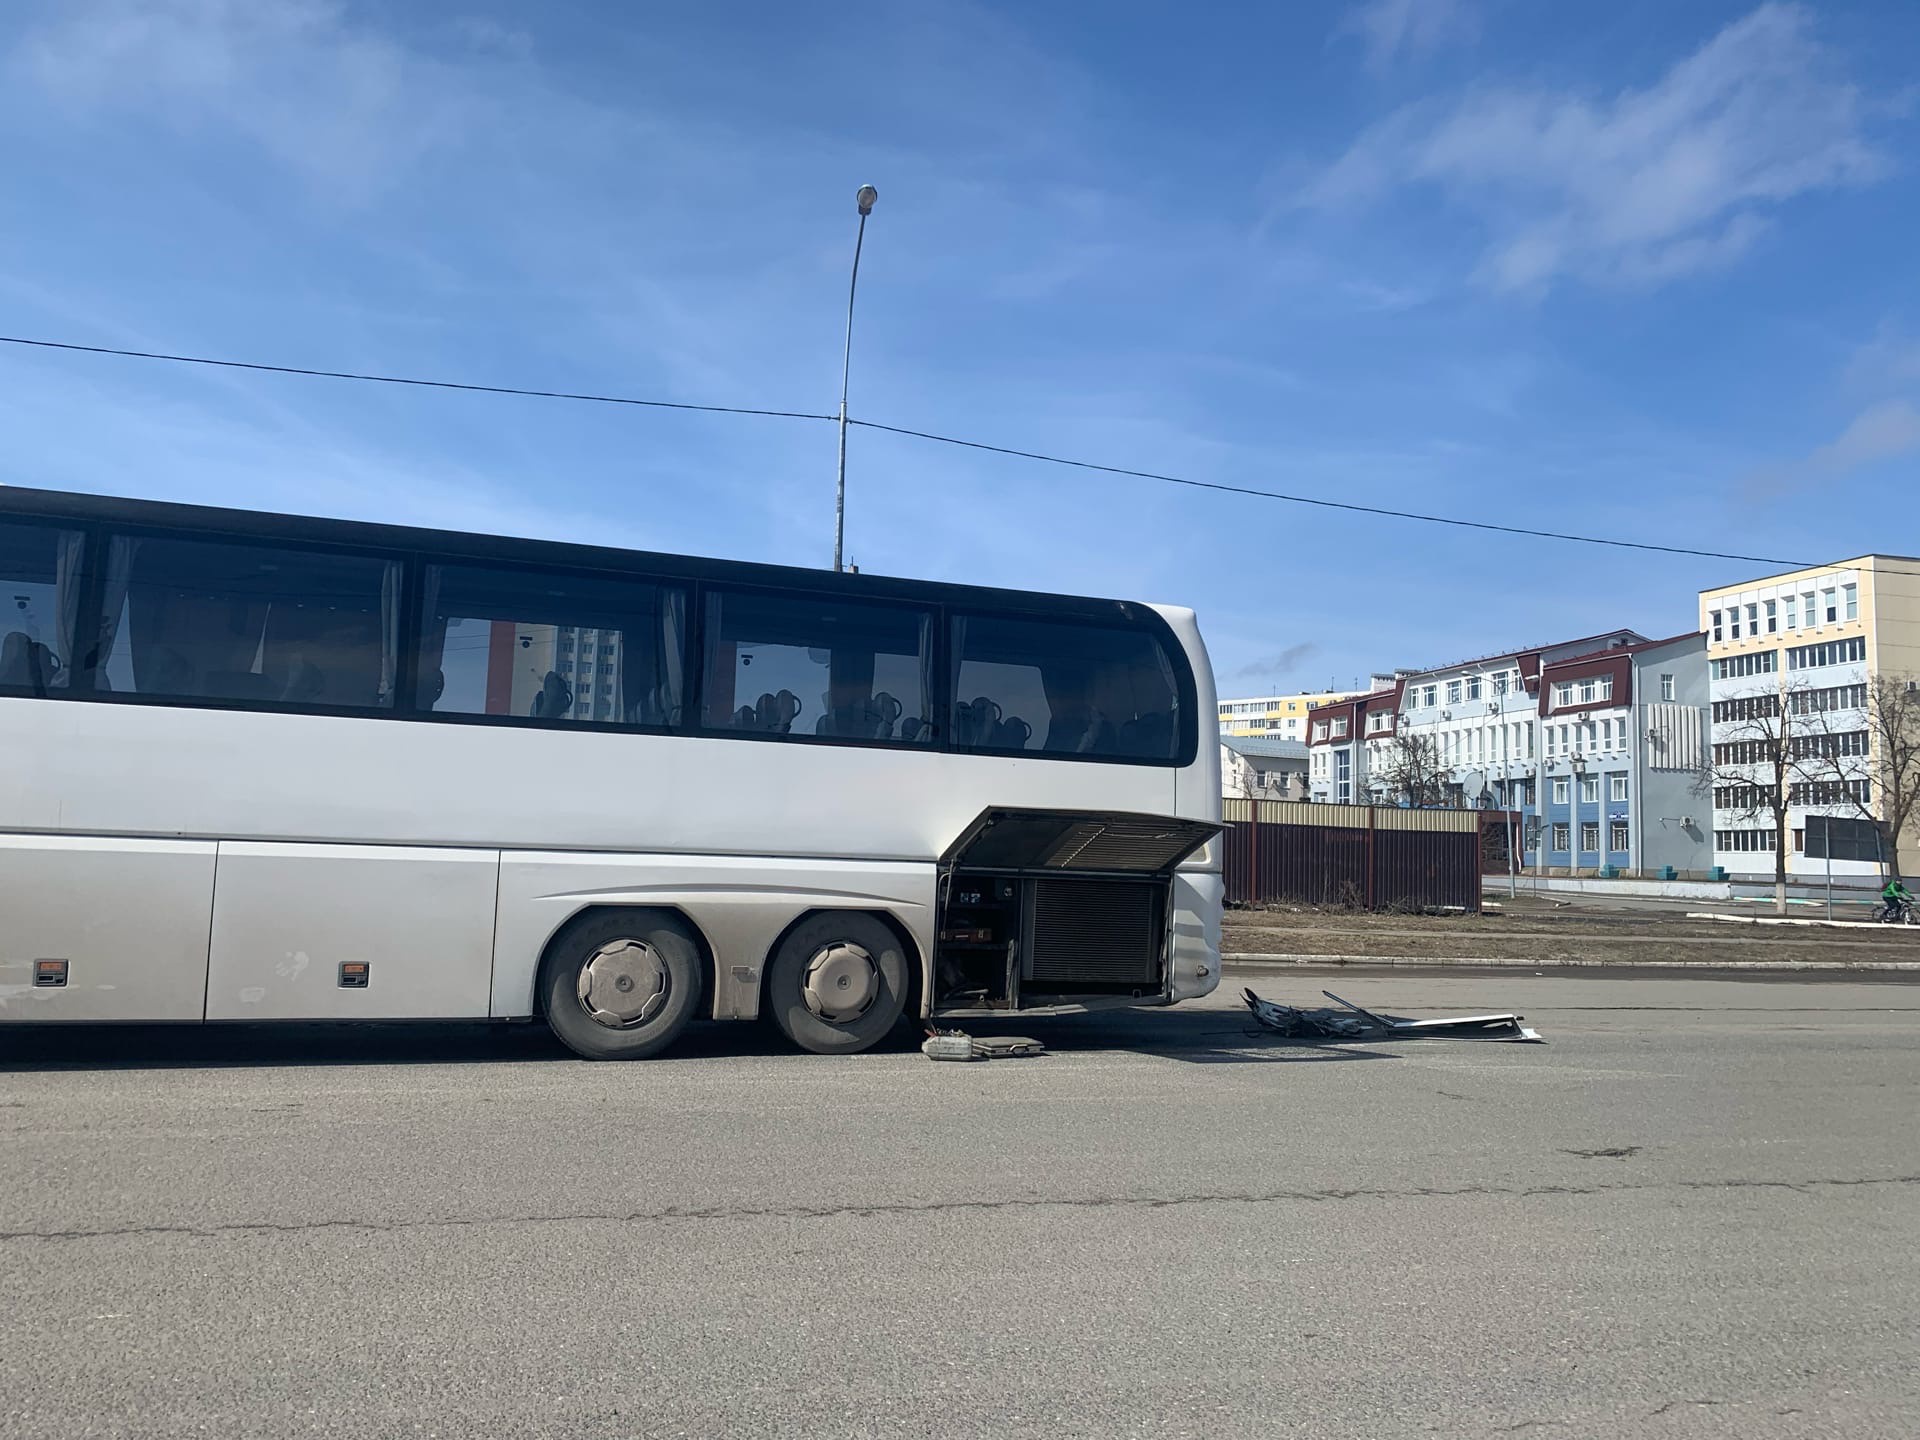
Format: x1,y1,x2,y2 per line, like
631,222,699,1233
765,913,911,1055
541,910,704,1060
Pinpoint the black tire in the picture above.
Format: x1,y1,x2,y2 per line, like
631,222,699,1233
764,912,912,1055
540,910,705,1060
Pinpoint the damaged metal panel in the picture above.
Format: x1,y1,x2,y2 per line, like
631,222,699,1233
1244,987,1543,1043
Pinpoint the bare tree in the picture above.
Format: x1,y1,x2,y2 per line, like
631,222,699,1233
1227,746,1259,803
1794,672,1920,879
1375,731,1450,809
1693,679,1819,914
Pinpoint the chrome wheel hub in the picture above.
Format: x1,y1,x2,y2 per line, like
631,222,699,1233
802,941,878,1023
577,940,668,1028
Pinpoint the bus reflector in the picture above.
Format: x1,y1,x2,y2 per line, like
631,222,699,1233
34,960,68,988
338,962,370,988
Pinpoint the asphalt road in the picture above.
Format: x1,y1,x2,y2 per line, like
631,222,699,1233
3,973,1917,1439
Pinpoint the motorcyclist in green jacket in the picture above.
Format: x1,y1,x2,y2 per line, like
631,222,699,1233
1884,875,1916,921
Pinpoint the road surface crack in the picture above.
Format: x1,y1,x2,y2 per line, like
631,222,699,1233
2,1173,1915,1246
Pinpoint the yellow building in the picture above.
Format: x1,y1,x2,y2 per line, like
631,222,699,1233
1217,688,1365,741
1698,556,1920,879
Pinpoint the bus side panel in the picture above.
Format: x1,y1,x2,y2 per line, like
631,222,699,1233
1168,872,1224,1001
0,835,215,1023
204,843,499,1020
491,853,938,1021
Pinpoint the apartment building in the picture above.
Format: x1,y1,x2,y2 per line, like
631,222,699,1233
1305,686,1398,804
1310,629,1712,875
1220,735,1310,801
1217,688,1364,740
1699,556,1920,880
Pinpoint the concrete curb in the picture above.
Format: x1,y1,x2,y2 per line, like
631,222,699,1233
1223,952,1920,973
1684,911,1912,932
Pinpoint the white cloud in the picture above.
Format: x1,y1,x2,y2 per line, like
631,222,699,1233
1845,323,1920,395
1306,4,1887,291
1747,398,1920,498
1343,0,1473,71
14,0,484,202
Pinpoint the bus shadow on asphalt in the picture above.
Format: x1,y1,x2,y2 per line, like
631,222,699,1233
0,1011,1402,1070
923,1010,1404,1065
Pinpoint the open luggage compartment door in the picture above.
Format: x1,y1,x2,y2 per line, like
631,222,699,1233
936,809,1221,1010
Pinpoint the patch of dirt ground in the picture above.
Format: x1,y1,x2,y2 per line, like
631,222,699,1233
1223,903,1920,966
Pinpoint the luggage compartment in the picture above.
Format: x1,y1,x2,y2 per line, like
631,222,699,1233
933,809,1218,1012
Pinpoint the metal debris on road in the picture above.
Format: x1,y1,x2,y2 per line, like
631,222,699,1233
1244,988,1544,1043
922,1029,1048,1061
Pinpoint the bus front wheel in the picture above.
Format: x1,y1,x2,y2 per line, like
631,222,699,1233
765,912,910,1055
541,910,704,1060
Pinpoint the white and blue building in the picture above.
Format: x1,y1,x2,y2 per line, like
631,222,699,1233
1365,629,1712,877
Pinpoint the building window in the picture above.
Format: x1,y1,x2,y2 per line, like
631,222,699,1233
1710,609,1723,642
1466,675,1482,700
1765,599,1777,633
1552,823,1570,853
1332,717,1349,738
1446,679,1462,705
1552,777,1570,805
1579,776,1599,803
1581,821,1600,853
1711,651,1780,680
1746,603,1759,635
1553,681,1573,708
1844,583,1858,621
1660,672,1675,701
1422,684,1437,707
1803,590,1817,627
1610,775,1629,802
1610,820,1630,853
1335,749,1352,804
1786,637,1866,671
1785,595,1798,629
1578,677,1596,703
1730,609,1742,639
1823,588,1838,623
1493,671,1509,696
1311,722,1328,741
1789,778,1874,806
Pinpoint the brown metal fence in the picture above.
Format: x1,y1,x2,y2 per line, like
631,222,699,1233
1222,800,1510,912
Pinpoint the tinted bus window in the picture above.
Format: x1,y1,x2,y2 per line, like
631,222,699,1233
951,614,1181,760
0,521,83,694
701,590,934,741
99,535,400,708
419,565,688,726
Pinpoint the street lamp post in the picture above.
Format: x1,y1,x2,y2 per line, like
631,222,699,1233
1571,753,1589,877
833,184,879,573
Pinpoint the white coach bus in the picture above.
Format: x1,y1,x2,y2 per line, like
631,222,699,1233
0,487,1222,1058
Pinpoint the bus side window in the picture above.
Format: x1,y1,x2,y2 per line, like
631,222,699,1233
417,564,687,728
0,520,83,695
950,613,1182,761
97,534,399,709
699,588,934,743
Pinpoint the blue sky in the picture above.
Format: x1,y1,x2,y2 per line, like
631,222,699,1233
3,0,1917,693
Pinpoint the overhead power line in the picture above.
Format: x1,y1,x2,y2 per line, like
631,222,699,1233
0,335,836,422
847,419,1808,569
4,330,1895,578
